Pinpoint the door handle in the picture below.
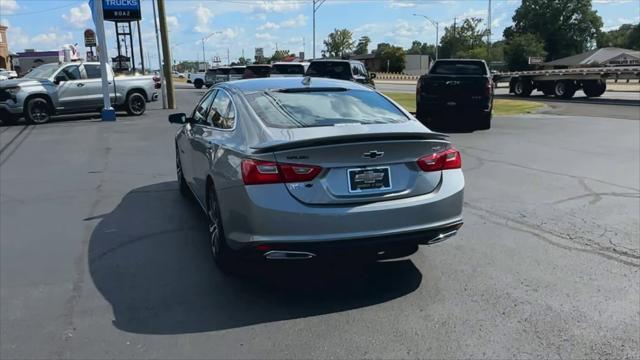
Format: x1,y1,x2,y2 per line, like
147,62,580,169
77,83,85,87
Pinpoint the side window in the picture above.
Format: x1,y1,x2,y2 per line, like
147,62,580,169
352,65,360,76
359,64,368,77
61,65,81,80
84,65,102,79
207,90,235,130
192,90,216,124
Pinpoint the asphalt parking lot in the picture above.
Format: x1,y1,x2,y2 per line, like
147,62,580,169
1,87,639,359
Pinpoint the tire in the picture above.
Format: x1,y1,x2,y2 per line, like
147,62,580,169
24,97,52,124
478,112,492,130
207,184,236,272
513,79,533,97
176,149,190,197
194,79,204,89
583,80,606,97
554,81,576,99
125,92,146,116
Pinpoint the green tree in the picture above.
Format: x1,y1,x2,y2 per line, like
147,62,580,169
376,43,405,72
597,23,640,49
323,28,356,57
627,24,640,50
406,40,423,55
439,18,488,58
354,36,371,55
504,0,603,60
503,33,547,71
237,57,252,65
406,41,437,59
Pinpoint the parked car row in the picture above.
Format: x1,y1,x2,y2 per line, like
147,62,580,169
191,59,377,89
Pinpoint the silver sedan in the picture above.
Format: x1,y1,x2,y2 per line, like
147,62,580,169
169,77,464,270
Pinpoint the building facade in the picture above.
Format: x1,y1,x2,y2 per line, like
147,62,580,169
0,25,11,70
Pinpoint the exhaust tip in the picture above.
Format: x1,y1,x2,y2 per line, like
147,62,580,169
264,250,316,260
425,229,458,245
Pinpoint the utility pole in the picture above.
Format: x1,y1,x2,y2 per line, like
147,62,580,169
312,0,326,60
157,0,175,109
152,0,167,108
227,48,230,65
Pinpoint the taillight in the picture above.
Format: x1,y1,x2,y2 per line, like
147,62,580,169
417,148,462,172
485,79,492,96
241,159,322,185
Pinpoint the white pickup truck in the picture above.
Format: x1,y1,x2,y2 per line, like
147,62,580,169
0,62,160,124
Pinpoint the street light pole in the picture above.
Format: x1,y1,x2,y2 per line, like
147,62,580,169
413,13,439,60
312,0,326,60
201,31,222,70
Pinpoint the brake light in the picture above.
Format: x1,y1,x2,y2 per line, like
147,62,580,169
241,159,322,185
417,148,462,172
485,79,492,96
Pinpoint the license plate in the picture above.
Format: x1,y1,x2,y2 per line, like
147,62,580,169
347,167,392,193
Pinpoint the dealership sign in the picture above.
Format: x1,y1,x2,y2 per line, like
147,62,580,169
84,29,97,47
102,0,141,21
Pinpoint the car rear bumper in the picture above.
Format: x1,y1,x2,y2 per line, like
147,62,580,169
218,169,464,251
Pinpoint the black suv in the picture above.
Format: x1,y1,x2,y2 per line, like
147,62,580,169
305,59,376,88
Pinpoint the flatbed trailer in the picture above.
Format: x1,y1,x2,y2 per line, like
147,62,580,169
493,66,640,99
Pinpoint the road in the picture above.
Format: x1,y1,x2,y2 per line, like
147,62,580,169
1,87,639,359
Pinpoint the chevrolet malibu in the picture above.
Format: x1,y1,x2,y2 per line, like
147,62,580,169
169,77,464,270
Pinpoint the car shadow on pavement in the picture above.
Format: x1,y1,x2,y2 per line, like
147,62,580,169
88,181,422,335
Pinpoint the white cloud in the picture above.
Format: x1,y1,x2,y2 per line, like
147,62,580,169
62,3,92,29
167,16,179,31
462,8,488,19
31,29,74,48
281,14,307,28
491,14,507,29
392,20,414,38
194,3,214,33
0,0,19,15
256,33,275,41
388,0,416,8
256,0,300,12
5,25,30,51
258,22,280,30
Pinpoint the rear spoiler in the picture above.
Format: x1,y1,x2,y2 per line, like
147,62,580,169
251,132,448,153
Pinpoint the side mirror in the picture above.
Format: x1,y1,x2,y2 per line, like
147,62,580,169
54,75,66,85
370,73,377,79
168,113,187,124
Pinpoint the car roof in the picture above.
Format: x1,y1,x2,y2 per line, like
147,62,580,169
221,77,374,93
247,64,271,68
272,62,309,65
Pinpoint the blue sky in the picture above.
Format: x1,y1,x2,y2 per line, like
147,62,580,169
1,0,639,66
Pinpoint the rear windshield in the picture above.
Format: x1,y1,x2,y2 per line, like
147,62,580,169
245,89,408,128
244,66,271,78
230,68,245,75
306,62,351,80
430,61,487,75
272,64,304,75
217,68,231,75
